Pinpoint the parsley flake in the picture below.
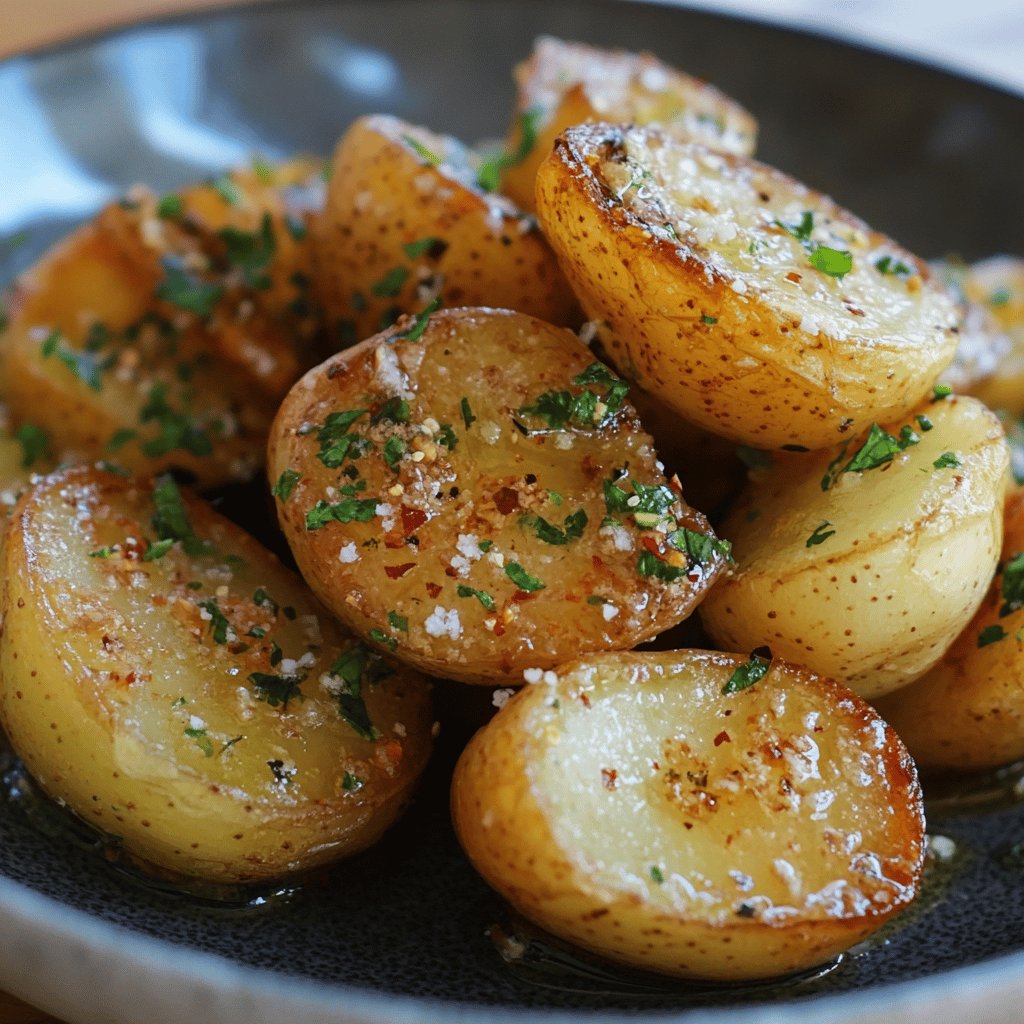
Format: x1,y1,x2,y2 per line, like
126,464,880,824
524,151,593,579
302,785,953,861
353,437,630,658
272,468,301,502
456,584,497,611
978,624,1008,648
520,509,588,545
305,497,378,531
723,647,773,694
505,562,545,592
476,107,541,192
806,521,836,547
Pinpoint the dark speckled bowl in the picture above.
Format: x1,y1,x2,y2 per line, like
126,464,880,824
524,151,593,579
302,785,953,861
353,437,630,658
1,3,1024,1022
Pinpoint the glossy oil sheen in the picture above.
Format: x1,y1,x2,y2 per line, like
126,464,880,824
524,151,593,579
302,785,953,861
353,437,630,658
1,0,1024,1019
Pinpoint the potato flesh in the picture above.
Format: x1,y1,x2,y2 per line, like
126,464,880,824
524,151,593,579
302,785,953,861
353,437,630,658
700,395,1009,698
500,36,757,211
269,308,728,684
311,115,579,346
535,124,958,449
0,162,323,486
873,488,1024,770
452,650,924,981
0,467,433,882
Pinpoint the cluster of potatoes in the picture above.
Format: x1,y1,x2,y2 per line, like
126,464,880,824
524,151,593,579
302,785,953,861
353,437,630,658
1,36,1023,984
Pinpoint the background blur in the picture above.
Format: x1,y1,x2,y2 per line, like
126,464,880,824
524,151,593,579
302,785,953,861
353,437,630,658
3,0,1024,96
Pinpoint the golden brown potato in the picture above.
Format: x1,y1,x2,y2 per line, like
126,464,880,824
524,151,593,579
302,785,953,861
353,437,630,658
499,36,758,211
0,406,59,517
268,307,728,685
311,115,580,346
452,649,925,981
535,124,959,450
874,488,1024,770
700,395,1009,699
0,466,433,883
0,160,325,486
957,256,1024,415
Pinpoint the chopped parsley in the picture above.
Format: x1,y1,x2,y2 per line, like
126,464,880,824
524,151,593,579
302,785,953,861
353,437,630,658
436,423,458,450
272,468,302,502
342,771,364,791
326,646,381,740
723,647,773,694
142,538,175,562
15,423,52,469
151,475,207,556
387,610,409,632
999,553,1024,617
460,397,477,429
476,106,541,192
636,550,689,583
978,624,1007,648
932,384,953,401
808,246,853,279
505,562,545,592
40,329,115,391
391,295,441,343
402,237,448,261
650,866,665,884
156,259,224,318
198,599,232,644
701,315,718,325
402,134,442,166
156,194,184,219
456,584,497,611
667,528,732,564
520,509,588,545
315,409,369,468
371,397,410,426
184,726,214,757
138,382,215,459
305,497,378,531
821,423,919,490
916,414,934,432
368,627,398,652
382,435,407,470
218,212,276,289
371,266,409,299
517,362,629,432
806,520,836,547
933,451,961,469
875,255,913,278
249,672,304,710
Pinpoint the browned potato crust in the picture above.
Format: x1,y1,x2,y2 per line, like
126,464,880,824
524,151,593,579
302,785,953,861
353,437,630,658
874,488,1024,770
268,307,728,684
500,36,757,211
452,650,925,981
535,123,958,450
311,115,579,346
0,466,433,883
0,160,324,486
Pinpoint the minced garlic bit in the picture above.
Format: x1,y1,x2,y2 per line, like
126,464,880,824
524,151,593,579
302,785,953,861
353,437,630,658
492,688,515,709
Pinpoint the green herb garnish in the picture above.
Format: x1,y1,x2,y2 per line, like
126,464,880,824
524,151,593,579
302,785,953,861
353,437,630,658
722,647,773,694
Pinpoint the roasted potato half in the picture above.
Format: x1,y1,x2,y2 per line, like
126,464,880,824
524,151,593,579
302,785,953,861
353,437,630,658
269,307,728,685
311,114,580,346
957,255,1024,416
0,160,324,486
700,395,1009,699
874,488,1024,771
452,649,925,981
499,36,757,212
0,466,433,883
536,124,959,450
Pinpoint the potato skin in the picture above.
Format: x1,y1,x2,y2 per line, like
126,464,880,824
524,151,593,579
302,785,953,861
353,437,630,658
0,161,324,486
452,650,925,982
700,395,1009,699
311,115,579,346
535,124,958,450
499,36,757,212
873,488,1024,770
0,466,433,883
268,307,728,684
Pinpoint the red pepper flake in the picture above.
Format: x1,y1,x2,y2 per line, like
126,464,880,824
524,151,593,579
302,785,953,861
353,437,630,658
492,618,506,637
401,506,428,535
579,691,591,708
425,581,442,598
511,590,539,603
591,554,605,570
494,486,519,515
579,454,602,479
601,768,618,791
714,730,731,746
385,562,416,579
640,535,662,556
384,534,406,549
